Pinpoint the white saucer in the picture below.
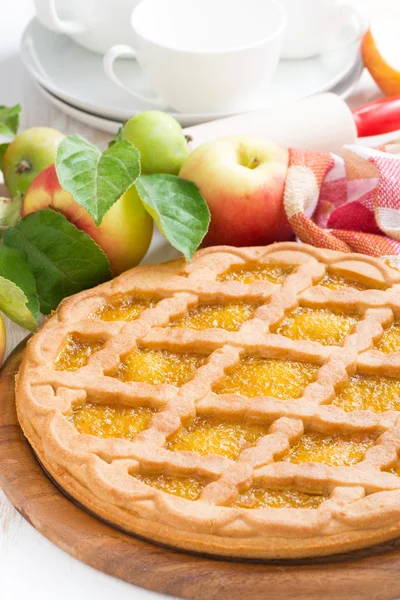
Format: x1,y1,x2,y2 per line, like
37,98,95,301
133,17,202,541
34,57,364,135
34,82,124,134
21,19,363,128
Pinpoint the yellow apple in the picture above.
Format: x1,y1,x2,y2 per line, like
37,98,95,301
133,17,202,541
362,12,400,96
22,164,153,275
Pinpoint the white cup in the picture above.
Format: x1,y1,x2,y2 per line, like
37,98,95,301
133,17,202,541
103,0,286,114
279,0,366,59
33,0,141,54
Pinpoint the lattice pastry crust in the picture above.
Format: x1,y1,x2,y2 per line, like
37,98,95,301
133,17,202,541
15,243,400,558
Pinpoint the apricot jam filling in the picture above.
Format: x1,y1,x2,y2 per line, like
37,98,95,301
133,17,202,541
97,295,156,322
135,473,204,500
214,357,318,399
318,272,368,291
55,333,106,371
218,263,295,284
334,373,400,412
234,487,327,509
274,307,358,346
72,403,154,440
170,302,256,332
284,432,377,466
111,348,206,386
376,322,400,353
167,417,270,460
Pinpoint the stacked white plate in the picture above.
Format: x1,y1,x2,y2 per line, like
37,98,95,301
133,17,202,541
21,19,364,133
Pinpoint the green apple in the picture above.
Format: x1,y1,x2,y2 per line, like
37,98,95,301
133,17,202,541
2,127,65,197
0,195,22,228
0,313,5,367
122,111,189,175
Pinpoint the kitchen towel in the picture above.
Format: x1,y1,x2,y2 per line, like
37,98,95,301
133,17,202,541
284,140,400,267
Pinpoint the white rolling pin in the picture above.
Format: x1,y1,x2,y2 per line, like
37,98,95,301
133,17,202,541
183,93,357,155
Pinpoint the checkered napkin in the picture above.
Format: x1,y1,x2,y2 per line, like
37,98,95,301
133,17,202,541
283,140,400,268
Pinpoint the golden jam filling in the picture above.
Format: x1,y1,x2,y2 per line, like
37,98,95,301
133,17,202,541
112,348,206,386
284,432,377,466
55,333,106,371
135,474,204,500
334,373,400,413
274,307,358,346
318,272,368,290
214,357,318,399
72,403,154,440
376,322,400,353
218,263,295,284
234,487,327,509
170,303,256,332
167,417,270,460
98,295,156,322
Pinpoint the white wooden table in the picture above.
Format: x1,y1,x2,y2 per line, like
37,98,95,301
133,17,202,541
0,0,396,598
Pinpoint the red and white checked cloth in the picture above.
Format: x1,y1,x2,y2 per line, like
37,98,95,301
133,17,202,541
283,140,400,267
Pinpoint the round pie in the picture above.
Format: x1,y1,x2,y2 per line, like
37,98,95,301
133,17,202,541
15,242,400,558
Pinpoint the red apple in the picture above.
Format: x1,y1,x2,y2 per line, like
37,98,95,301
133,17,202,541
179,136,291,247
22,164,153,275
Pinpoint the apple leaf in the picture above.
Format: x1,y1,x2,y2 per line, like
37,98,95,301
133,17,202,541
4,209,112,314
0,245,39,330
108,125,124,148
136,174,210,262
0,104,21,138
55,135,141,226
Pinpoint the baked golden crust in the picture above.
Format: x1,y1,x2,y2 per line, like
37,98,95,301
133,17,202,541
15,242,400,559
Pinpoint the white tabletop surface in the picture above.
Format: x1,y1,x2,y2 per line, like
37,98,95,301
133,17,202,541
0,0,398,598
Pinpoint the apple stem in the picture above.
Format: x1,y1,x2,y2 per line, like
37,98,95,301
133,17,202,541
16,160,31,174
247,157,260,169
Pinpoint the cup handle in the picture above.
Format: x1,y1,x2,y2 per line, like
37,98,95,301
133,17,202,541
34,0,86,34
322,5,368,53
103,45,166,107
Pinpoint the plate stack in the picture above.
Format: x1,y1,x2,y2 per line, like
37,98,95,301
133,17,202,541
21,19,364,134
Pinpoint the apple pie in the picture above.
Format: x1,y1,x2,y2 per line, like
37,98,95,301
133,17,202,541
16,242,400,558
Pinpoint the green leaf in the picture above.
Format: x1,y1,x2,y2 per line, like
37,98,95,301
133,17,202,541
0,142,9,172
136,174,210,262
0,104,21,138
0,245,39,330
0,195,22,228
55,135,141,226
108,125,124,148
4,209,112,315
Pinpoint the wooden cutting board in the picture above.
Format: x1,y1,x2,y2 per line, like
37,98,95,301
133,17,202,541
2,340,400,600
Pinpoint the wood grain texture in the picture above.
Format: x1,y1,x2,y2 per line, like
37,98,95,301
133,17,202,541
2,341,400,600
